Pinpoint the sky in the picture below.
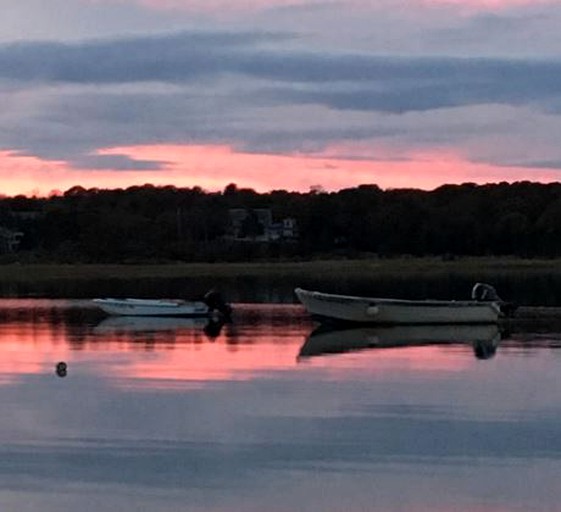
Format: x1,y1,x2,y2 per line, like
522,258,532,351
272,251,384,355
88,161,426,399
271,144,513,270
3,0,561,195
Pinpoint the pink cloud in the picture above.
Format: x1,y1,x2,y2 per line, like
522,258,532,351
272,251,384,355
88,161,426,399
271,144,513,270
87,0,547,12
87,0,319,12
422,0,548,6
0,150,183,197
1,144,560,197
102,143,561,192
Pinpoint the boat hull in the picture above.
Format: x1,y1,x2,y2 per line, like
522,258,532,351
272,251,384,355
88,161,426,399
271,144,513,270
295,288,501,325
93,298,210,317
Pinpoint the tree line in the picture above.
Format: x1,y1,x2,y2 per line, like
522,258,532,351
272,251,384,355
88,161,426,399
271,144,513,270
1,180,561,262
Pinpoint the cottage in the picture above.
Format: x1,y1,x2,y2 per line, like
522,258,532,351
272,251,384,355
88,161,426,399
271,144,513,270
226,209,298,242
0,227,23,253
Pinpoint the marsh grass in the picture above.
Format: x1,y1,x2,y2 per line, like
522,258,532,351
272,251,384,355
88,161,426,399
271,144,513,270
1,257,561,303
0,257,559,280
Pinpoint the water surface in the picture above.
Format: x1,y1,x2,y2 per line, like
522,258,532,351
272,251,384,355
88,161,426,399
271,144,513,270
1,300,561,512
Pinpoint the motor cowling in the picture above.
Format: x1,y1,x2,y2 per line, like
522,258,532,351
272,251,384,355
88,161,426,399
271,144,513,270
203,290,232,319
471,282,517,317
471,282,501,302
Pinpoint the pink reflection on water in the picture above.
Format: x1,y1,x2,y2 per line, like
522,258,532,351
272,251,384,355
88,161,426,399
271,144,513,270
0,300,497,390
0,302,314,387
0,321,71,384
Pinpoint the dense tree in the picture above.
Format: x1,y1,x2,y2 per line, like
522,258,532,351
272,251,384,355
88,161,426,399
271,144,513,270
2,181,561,262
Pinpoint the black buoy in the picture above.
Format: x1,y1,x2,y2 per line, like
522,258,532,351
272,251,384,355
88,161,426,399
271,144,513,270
56,361,67,378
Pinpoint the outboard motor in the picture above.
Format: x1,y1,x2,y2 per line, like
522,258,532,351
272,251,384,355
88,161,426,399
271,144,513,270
471,282,517,317
203,290,233,319
471,282,501,302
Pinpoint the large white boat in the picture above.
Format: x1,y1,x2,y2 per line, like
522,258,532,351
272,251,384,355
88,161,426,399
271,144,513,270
295,284,505,325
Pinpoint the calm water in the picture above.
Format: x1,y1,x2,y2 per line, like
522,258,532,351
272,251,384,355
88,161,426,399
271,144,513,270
7,271,561,305
2,300,561,512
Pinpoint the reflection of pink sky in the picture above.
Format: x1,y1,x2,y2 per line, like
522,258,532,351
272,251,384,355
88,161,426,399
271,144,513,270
0,320,474,389
0,324,71,384
299,345,474,375
2,145,560,197
118,341,298,389
116,343,474,391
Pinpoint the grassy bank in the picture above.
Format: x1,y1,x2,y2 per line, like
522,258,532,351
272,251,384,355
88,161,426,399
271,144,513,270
1,257,561,302
1,257,560,282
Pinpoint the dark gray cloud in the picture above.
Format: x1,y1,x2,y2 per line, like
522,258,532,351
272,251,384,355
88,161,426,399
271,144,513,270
257,57,561,113
427,11,546,48
0,31,291,85
0,87,239,167
242,126,399,154
2,31,561,114
503,159,561,170
263,1,342,15
0,84,398,167
71,154,167,171
3,30,561,172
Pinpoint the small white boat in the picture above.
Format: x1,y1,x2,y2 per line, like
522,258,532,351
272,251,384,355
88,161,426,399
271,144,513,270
295,284,504,325
93,290,232,318
92,298,210,317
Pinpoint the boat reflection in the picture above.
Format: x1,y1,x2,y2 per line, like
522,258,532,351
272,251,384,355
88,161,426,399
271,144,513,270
94,316,226,339
299,324,501,361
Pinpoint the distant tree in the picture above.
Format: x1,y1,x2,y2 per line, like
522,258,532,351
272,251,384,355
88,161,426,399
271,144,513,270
5,181,561,262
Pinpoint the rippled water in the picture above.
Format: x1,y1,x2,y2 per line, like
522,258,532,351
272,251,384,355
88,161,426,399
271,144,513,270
1,300,561,512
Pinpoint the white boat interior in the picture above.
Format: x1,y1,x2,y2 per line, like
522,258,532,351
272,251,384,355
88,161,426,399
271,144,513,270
92,298,210,317
295,284,505,325
92,290,233,318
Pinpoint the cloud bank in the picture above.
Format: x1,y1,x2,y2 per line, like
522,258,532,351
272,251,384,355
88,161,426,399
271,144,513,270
1,1,561,192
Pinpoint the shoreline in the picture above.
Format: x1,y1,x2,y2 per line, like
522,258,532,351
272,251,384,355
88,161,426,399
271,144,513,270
2,257,561,282
1,257,561,303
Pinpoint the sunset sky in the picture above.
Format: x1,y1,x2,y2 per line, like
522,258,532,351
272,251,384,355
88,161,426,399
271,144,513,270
3,0,561,195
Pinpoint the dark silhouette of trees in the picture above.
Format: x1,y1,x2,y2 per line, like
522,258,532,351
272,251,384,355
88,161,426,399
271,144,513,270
3,181,561,262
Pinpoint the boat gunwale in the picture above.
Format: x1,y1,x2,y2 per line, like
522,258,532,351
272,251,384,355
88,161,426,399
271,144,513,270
93,298,206,309
295,288,500,309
